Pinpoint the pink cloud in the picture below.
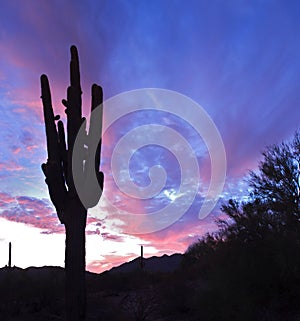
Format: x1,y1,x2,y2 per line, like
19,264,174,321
0,161,23,172
0,2,100,124
12,147,21,154
0,42,28,69
86,216,101,224
0,192,16,206
0,192,64,234
26,145,39,152
100,232,125,242
6,83,66,123
87,253,137,273
12,108,27,114
132,213,219,256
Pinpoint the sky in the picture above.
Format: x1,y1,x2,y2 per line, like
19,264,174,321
0,0,299,273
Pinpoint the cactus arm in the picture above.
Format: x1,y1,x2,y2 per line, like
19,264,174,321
40,74,60,163
61,46,85,196
58,120,68,183
91,84,104,192
40,75,67,223
67,45,83,151
79,84,104,208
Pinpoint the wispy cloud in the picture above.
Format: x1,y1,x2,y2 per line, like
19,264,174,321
0,162,23,172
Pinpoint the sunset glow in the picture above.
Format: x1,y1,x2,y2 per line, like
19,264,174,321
0,0,299,273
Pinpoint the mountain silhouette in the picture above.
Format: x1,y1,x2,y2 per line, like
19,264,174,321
107,253,182,274
0,254,184,320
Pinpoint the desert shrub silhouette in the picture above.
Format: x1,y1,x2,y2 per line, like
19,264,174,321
183,131,300,321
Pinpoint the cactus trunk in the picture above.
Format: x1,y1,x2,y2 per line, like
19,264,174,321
65,201,87,321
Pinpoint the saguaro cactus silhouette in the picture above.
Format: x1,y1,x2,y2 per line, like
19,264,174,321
8,242,11,268
40,46,104,321
140,245,145,270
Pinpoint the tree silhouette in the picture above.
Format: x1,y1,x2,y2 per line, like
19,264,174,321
220,131,300,241
184,131,300,320
40,46,104,321
249,132,300,231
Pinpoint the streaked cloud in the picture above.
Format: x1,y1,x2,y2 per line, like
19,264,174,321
0,0,299,272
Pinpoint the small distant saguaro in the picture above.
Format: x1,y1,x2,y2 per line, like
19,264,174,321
140,245,145,270
8,242,11,268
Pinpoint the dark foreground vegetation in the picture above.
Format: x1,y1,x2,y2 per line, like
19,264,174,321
182,131,300,321
1,132,299,321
